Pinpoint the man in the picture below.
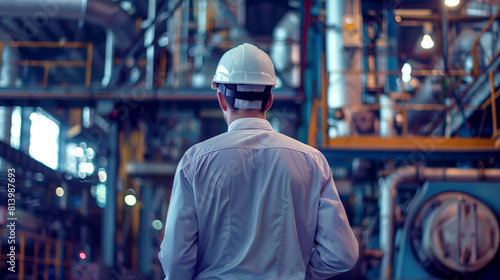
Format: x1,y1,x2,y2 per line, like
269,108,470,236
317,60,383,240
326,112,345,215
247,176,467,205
158,43,358,279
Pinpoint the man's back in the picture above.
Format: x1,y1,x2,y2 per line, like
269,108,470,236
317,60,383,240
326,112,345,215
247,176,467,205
159,118,358,279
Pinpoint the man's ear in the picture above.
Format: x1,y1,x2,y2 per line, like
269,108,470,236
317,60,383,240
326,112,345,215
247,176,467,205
264,93,274,111
217,91,228,111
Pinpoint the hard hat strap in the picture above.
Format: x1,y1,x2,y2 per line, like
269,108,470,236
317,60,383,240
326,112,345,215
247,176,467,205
222,84,272,101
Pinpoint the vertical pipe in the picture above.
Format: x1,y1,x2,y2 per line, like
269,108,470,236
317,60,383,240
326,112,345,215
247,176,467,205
101,29,115,87
85,43,93,87
237,0,246,27
325,0,345,108
33,238,39,280
138,185,153,276
159,48,167,87
1,31,19,88
193,0,207,88
385,0,398,93
299,0,312,143
380,165,417,280
308,98,319,147
0,230,2,268
401,73,408,136
57,181,67,279
441,1,449,75
179,0,189,87
381,0,397,137
20,108,33,153
314,9,324,146
44,240,50,280
65,243,73,279
145,0,156,89
169,0,181,88
101,122,118,267
299,0,312,101
379,94,394,137
55,241,61,280
321,52,328,146
43,65,50,86
19,233,25,280
0,42,3,70
80,182,88,267
490,72,498,137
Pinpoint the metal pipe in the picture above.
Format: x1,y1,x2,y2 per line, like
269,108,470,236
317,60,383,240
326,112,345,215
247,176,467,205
441,1,449,75
144,0,156,89
299,0,312,102
101,29,115,87
0,0,137,50
0,0,85,18
379,166,500,279
101,121,118,267
126,162,177,177
490,72,498,137
325,0,346,108
138,185,153,276
0,30,18,87
107,0,179,87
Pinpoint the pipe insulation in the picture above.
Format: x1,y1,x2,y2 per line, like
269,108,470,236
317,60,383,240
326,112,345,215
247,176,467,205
0,30,18,87
0,0,136,49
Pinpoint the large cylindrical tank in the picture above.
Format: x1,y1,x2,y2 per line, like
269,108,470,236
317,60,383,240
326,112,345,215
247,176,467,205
0,30,18,87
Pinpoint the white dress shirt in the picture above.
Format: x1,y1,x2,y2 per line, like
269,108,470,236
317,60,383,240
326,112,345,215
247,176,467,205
159,118,358,279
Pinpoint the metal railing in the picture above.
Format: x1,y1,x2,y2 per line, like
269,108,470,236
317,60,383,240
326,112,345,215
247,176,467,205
0,41,93,87
308,10,500,150
472,8,500,77
0,229,74,280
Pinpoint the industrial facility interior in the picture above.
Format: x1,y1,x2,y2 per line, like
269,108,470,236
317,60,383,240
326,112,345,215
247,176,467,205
0,0,499,279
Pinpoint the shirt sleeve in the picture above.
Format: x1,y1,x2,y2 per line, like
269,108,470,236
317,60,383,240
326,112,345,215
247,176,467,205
306,163,359,279
158,158,198,280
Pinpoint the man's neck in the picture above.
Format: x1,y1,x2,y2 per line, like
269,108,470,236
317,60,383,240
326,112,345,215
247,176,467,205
226,112,266,126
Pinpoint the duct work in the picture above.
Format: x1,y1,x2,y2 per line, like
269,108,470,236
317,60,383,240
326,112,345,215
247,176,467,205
0,0,137,50
271,11,300,88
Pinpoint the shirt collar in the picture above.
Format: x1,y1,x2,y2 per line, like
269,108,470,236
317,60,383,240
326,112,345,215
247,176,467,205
228,118,274,132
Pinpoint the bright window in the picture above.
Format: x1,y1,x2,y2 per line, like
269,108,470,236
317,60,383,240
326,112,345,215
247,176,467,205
29,109,60,170
10,106,22,150
0,107,6,141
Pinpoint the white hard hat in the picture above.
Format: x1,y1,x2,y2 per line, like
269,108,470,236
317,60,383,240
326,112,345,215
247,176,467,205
211,43,277,90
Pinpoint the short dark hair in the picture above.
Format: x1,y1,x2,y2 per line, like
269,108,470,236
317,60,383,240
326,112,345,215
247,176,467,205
218,84,270,113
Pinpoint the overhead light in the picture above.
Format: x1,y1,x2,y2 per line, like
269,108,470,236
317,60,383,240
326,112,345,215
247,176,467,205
421,34,434,49
124,189,137,206
79,251,87,260
445,0,460,7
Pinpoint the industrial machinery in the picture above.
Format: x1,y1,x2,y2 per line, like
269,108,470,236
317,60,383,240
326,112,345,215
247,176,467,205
378,167,500,279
